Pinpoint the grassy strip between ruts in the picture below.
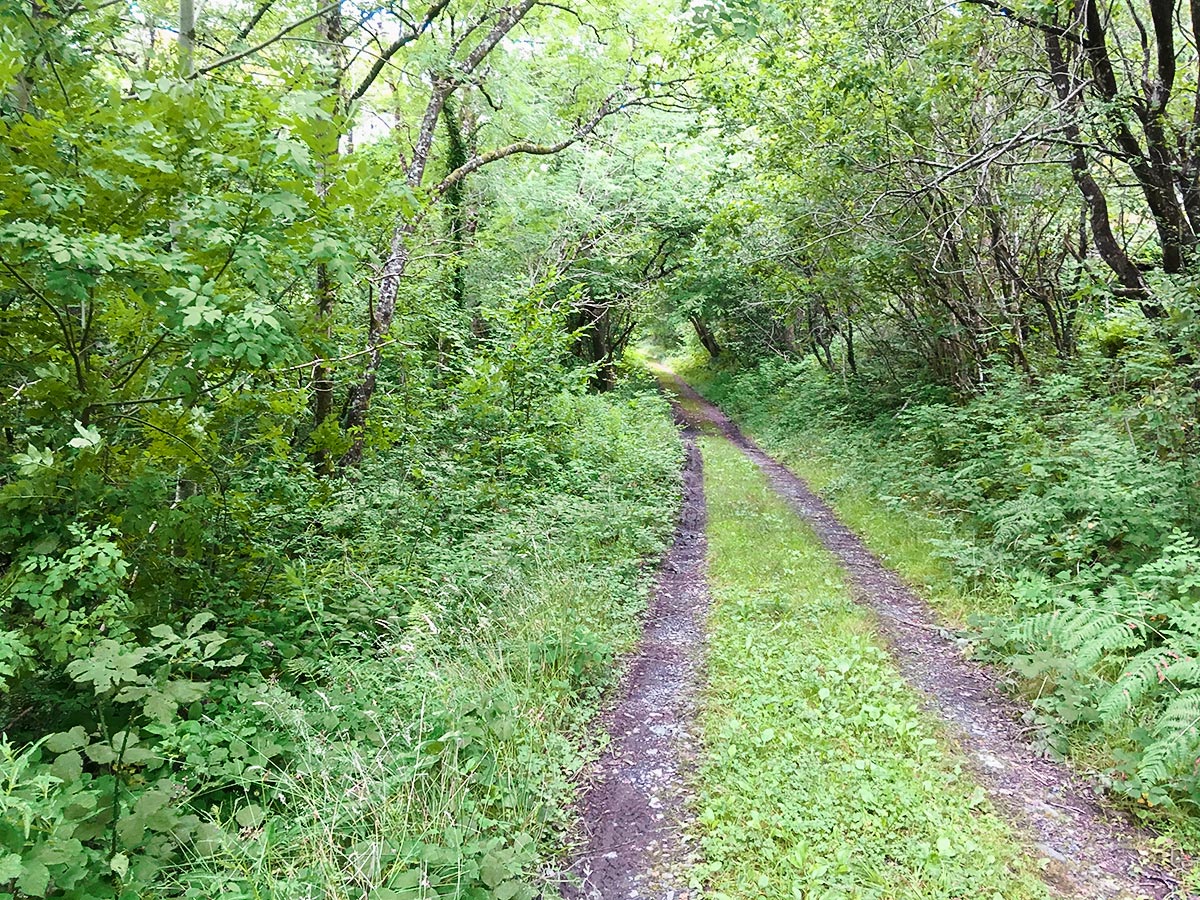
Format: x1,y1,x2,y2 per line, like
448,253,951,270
693,430,1049,900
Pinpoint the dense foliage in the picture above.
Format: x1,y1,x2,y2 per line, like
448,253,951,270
16,0,1200,889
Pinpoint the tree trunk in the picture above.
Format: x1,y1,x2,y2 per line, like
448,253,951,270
1045,29,1159,315
337,0,583,464
844,316,857,376
588,300,615,392
340,222,416,465
179,0,195,76
338,79,452,469
443,100,470,312
310,0,344,475
690,314,721,358
311,261,336,469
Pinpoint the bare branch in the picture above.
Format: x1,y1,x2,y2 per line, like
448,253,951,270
461,0,538,75
433,95,623,196
959,0,1083,46
192,3,339,79
284,338,403,373
234,0,278,45
349,0,452,102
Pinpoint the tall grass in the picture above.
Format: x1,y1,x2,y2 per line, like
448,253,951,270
156,391,683,899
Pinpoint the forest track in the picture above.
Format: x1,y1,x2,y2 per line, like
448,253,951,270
557,407,709,899
660,369,1194,900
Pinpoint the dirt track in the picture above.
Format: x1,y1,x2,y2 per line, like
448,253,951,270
557,410,708,900
662,370,1192,900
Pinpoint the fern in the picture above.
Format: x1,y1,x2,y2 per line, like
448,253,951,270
1098,647,1171,719
1162,657,1200,689
1062,614,1145,669
1014,605,1146,669
1008,608,1064,647
1138,691,1200,786
1163,607,1200,644
1009,607,1090,647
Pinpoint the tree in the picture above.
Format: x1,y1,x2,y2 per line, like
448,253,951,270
335,0,643,459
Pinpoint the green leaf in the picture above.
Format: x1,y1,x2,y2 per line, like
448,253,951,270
387,869,421,890
66,640,149,694
85,741,118,765
143,690,176,724
193,822,227,857
13,446,54,475
0,854,21,881
68,421,101,449
17,860,50,898
45,725,88,753
235,805,264,829
185,612,214,636
479,852,508,889
50,750,83,782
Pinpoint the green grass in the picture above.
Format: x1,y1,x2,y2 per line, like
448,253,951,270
694,433,1049,900
666,358,1200,876
753,441,1003,627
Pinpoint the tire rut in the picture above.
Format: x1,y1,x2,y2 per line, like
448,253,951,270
557,411,709,900
664,371,1194,900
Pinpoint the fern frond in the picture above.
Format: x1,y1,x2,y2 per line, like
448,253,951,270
1008,609,1067,647
1139,691,1200,786
1162,657,1200,689
1069,618,1145,668
1165,608,1200,643
1098,647,1172,720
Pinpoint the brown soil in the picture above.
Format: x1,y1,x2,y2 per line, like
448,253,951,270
662,370,1196,900
556,410,709,900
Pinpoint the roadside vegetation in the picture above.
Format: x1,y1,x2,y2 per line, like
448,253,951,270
2,367,682,898
678,352,1200,837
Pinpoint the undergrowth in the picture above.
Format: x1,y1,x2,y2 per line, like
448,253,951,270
0,380,682,899
694,430,1048,900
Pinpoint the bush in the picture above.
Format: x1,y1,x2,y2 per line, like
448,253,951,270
2,302,682,898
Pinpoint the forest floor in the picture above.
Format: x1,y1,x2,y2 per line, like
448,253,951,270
562,366,1196,899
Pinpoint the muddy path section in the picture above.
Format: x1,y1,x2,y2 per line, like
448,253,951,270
660,370,1192,900
556,411,708,900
